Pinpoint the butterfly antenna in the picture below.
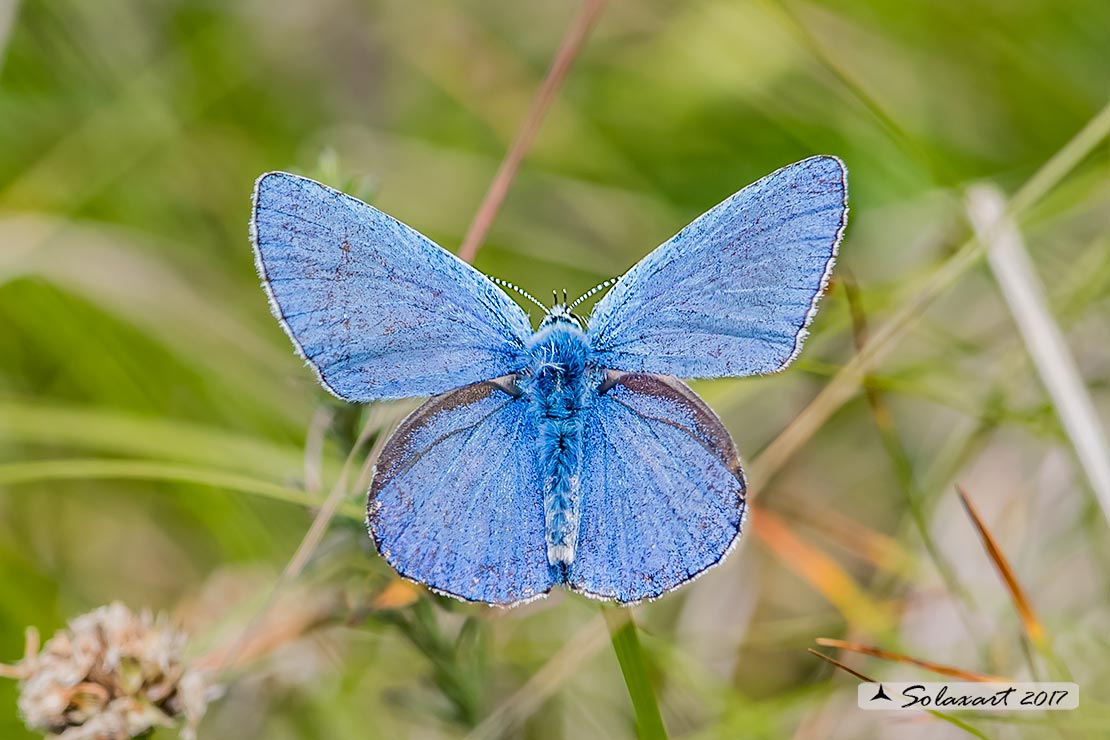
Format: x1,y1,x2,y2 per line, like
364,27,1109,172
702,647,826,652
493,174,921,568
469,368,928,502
491,277,547,311
568,277,618,311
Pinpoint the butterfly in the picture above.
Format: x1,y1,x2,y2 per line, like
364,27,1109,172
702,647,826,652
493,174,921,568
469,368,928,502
251,156,848,606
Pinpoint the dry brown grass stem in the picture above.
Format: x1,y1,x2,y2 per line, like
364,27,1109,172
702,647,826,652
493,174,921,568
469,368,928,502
456,0,607,263
807,648,874,683
815,638,1009,682
956,485,1047,648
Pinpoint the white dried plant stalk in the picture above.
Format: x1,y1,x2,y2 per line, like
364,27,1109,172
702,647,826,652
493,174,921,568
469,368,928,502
967,184,1110,526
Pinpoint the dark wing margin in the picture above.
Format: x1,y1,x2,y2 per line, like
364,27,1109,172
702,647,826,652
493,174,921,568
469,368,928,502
368,380,552,606
568,372,747,604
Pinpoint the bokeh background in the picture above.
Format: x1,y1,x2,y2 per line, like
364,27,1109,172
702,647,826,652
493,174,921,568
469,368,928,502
1,0,1109,737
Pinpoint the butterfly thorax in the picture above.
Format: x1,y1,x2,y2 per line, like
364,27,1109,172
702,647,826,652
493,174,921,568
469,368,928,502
520,317,599,574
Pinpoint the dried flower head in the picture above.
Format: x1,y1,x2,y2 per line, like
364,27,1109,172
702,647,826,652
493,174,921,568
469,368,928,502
0,602,212,740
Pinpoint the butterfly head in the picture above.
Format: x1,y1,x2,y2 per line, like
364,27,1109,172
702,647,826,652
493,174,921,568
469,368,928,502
540,290,585,331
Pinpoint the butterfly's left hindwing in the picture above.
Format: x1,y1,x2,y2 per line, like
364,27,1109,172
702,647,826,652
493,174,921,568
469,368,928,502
252,172,532,401
569,373,747,603
368,381,553,606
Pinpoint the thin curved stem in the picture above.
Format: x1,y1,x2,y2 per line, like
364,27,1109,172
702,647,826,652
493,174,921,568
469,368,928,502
456,0,606,264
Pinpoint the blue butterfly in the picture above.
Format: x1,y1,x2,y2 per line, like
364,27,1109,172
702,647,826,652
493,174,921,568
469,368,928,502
251,156,848,606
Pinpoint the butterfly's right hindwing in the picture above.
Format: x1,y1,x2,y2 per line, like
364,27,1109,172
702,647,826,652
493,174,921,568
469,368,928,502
569,373,747,603
368,381,553,606
252,172,532,401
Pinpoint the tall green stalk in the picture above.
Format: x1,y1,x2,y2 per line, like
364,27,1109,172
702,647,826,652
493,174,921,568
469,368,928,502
603,608,668,740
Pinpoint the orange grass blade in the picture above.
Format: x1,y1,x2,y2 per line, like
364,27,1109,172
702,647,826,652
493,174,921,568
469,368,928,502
815,638,1008,682
768,499,915,575
956,485,1047,648
754,509,892,633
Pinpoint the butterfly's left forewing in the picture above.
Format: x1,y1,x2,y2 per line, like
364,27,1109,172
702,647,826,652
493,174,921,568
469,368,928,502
569,373,746,603
252,172,532,401
369,380,553,606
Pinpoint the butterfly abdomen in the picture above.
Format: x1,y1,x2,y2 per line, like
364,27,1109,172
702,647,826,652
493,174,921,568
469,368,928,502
522,322,597,573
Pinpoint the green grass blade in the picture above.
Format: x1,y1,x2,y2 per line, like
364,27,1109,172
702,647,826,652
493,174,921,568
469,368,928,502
927,709,993,740
603,607,668,740
0,401,337,480
0,458,364,520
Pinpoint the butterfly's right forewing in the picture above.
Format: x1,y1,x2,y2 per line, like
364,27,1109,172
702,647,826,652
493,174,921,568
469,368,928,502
587,156,847,380
369,380,553,606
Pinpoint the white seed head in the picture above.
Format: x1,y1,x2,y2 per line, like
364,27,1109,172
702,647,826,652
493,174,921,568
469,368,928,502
2,602,212,740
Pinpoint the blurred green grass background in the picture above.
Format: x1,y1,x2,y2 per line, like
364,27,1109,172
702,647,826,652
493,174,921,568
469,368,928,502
1,0,1109,737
